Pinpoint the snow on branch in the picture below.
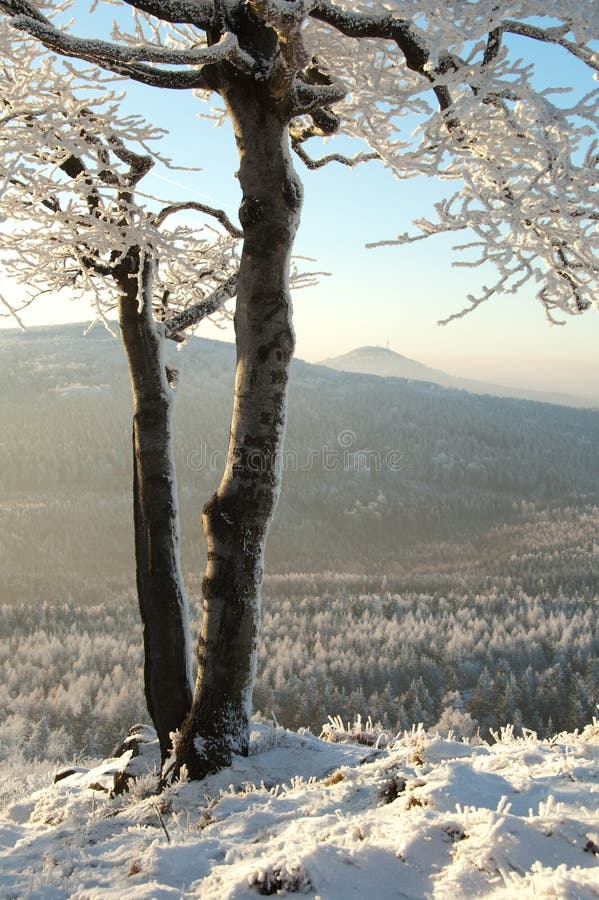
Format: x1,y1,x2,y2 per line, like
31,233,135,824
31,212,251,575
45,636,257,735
308,1,456,114
291,141,379,170
4,13,253,87
307,1,599,318
164,271,239,339
250,0,310,71
119,0,215,28
290,79,347,115
0,22,239,328
0,0,44,22
500,19,599,73
155,202,242,238
9,19,254,69
2,0,597,321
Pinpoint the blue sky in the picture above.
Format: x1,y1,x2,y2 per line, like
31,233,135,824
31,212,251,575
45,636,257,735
2,4,598,401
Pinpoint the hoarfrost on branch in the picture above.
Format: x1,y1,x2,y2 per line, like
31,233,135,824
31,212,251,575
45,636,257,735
0,19,241,334
2,0,597,322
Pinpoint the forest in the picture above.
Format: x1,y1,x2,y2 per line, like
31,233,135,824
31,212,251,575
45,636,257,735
2,323,599,575
2,538,598,761
1,325,597,764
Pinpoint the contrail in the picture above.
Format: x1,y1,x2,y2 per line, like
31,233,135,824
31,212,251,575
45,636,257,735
148,171,238,215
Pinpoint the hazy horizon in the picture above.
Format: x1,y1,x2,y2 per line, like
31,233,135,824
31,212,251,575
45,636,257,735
2,311,598,405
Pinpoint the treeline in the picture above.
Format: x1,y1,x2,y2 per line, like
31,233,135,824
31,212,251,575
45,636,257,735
1,573,596,761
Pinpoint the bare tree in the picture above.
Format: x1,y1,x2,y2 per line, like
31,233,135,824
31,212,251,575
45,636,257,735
1,0,596,780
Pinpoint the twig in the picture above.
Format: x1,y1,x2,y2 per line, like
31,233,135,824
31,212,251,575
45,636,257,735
154,803,172,843
155,201,242,237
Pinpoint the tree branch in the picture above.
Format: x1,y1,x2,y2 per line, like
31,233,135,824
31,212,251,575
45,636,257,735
291,141,378,170
483,27,503,66
290,79,347,115
155,201,242,237
6,14,216,88
164,271,238,339
78,251,116,278
120,0,214,28
0,0,44,22
308,0,454,114
501,20,599,73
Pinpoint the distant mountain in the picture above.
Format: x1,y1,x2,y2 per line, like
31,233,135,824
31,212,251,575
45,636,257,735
320,346,594,408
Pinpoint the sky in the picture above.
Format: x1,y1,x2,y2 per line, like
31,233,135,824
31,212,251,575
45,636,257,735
1,4,598,402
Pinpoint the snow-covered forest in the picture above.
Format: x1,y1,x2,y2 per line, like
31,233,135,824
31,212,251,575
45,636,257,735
2,570,598,763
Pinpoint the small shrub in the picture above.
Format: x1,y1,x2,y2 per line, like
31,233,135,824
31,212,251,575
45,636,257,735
323,771,344,787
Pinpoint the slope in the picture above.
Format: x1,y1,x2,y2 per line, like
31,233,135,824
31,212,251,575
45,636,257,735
2,324,599,579
0,720,598,898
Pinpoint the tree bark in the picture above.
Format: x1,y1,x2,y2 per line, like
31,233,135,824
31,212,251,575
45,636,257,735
117,249,193,762
174,76,301,779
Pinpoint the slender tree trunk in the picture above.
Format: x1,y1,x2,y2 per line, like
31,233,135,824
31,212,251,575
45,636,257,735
117,249,193,762
174,78,301,779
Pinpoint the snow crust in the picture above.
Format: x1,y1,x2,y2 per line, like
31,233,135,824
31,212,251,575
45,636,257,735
0,719,598,898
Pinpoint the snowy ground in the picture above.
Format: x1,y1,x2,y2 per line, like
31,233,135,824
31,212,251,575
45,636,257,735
0,719,598,899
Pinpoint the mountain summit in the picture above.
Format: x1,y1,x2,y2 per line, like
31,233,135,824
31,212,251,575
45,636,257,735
319,346,591,408
320,346,450,384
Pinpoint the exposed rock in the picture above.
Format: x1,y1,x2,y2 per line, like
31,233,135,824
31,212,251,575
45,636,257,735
53,767,86,784
111,724,160,796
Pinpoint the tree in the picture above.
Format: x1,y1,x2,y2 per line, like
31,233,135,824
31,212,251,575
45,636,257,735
0,21,241,758
1,0,597,780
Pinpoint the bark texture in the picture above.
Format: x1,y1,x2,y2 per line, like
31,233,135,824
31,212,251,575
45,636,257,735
174,73,301,779
117,250,193,762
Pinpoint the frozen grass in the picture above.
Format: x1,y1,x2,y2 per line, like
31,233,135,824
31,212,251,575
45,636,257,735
0,717,598,898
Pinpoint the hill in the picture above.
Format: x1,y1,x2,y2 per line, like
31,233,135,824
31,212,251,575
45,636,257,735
2,323,599,580
1,719,598,898
320,345,593,408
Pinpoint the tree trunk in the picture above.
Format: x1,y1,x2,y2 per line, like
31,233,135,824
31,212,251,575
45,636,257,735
174,77,301,780
117,250,193,762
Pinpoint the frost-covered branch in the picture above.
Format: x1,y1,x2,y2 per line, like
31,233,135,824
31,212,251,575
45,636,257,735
155,202,242,237
2,0,597,325
0,23,239,327
164,271,238,339
290,79,347,116
0,0,44,22
291,141,378,170
4,13,243,88
120,0,214,28
306,1,599,318
501,20,599,73
308,1,456,114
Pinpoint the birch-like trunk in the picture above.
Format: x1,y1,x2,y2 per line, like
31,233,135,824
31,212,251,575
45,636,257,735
174,78,301,779
117,250,193,761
